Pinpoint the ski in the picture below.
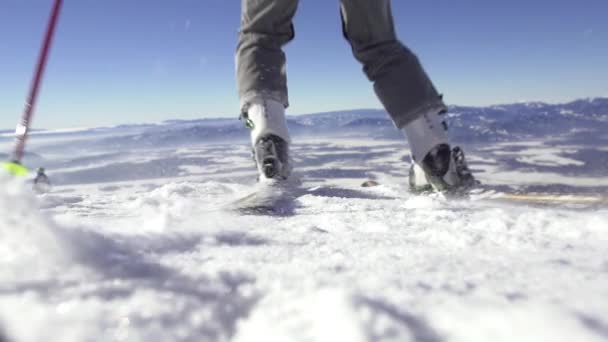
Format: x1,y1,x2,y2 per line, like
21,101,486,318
228,180,297,216
360,180,608,208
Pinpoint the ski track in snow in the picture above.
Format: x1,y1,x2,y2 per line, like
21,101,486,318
1,135,608,342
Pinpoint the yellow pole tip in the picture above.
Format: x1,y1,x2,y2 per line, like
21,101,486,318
2,161,29,176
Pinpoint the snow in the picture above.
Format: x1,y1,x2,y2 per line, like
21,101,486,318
1,128,608,342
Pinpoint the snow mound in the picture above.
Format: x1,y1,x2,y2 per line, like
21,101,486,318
235,289,368,342
431,299,607,342
0,174,67,282
124,181,248,234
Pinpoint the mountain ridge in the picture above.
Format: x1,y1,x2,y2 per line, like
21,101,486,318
4,98,607,149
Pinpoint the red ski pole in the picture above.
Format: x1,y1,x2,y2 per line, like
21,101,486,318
12,0,63,165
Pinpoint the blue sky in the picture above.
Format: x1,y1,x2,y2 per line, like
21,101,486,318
1,0,607,129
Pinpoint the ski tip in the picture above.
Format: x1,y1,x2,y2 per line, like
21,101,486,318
2,161,29,177
361,180,380,188
499,193,608,205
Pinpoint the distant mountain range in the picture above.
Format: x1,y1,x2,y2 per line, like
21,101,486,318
106,97,608,147
6,98,608,151
448,98,608,143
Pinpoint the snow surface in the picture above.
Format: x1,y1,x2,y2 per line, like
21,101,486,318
1,118,608,341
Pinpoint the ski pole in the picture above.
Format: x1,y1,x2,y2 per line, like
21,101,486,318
4,0,63,176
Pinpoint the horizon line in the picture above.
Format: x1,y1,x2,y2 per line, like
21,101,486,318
1,96,606,132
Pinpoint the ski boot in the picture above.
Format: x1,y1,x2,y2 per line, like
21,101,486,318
402,106,477,194
409,144,477,194
242,98,291,181
254,134,290,180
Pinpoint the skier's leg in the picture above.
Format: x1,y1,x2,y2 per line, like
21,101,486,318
237,0,298,180
340,0,475,192
237,0,298,111
339,0,445,129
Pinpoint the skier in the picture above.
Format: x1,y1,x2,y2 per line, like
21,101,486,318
236,0,476,193
33,167,52,193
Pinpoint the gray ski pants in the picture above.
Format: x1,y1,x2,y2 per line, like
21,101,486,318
236,0,446,129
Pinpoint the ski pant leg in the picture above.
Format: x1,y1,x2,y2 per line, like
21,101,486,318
339,0,446,129
236,0,299,113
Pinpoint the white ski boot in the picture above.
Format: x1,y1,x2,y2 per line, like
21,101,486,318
408,144,477,193
242,98,291,181
403,108,477,193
